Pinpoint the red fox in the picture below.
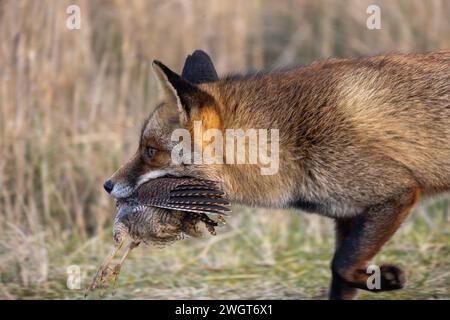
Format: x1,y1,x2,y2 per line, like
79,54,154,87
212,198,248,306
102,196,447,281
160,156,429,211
104,50,450,299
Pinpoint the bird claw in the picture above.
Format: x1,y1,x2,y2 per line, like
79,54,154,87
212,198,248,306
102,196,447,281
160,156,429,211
84,242,134,298
110,264,123,294
85,261,115,297
85,241,137,298
217,215,226,224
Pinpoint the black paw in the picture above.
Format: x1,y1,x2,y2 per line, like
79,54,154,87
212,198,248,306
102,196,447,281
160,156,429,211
331,263,406,295
379,264,405,291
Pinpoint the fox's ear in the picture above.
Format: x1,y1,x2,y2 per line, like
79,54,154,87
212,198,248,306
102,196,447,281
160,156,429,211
152,60,214,125
181,50,218,84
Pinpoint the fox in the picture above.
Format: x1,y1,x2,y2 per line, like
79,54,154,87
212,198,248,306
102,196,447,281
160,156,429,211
104,50,450,299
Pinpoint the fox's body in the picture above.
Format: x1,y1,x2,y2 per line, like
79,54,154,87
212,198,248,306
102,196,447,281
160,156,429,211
105,51,450,299
197,52,450,214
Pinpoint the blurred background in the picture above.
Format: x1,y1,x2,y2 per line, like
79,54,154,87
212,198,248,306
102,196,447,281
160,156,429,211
0,0,449,299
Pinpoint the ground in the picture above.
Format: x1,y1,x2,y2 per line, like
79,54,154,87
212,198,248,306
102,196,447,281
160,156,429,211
1,199,448,300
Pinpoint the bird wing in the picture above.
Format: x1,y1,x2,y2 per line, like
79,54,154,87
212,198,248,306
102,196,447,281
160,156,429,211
138,178,231,216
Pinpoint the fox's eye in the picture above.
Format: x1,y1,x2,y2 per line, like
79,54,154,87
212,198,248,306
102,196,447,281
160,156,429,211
145,146,157,159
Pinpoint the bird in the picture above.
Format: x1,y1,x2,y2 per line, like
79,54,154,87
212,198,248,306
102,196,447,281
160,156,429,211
86,177,230,295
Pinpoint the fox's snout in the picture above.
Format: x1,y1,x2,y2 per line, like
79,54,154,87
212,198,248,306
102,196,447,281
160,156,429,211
104,152,171,199
103,177,136,199
104,152,147,199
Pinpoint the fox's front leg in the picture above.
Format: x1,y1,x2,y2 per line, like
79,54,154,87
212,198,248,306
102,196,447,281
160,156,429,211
330,188,420,300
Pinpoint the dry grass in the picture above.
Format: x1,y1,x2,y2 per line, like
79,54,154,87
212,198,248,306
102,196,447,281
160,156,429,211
0,0,449,299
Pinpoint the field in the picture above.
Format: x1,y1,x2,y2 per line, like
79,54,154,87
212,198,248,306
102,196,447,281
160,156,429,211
2,202,449,299
0,0,449,299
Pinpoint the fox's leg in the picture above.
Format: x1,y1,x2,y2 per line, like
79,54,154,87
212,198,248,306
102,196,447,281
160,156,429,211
330,187,420,300
330,218,359,300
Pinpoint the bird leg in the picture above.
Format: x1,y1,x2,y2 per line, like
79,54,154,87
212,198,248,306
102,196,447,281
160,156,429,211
85,240,125,297
110,241,140,294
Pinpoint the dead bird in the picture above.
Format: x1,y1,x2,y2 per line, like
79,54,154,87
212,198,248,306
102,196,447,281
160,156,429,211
86,177,230,295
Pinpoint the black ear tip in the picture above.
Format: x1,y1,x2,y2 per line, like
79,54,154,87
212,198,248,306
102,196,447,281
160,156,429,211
187,50,214,65
152,60,178,79
152,60,163,68
191,50,211,59
153,60,172,73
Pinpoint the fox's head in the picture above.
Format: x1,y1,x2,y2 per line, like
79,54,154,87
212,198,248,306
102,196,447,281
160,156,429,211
104,51,221,198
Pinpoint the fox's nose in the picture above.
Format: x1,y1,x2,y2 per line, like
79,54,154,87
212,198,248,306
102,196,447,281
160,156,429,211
103,180,114,193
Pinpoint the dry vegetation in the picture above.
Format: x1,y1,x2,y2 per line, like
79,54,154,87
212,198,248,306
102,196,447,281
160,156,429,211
0,0,449,299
